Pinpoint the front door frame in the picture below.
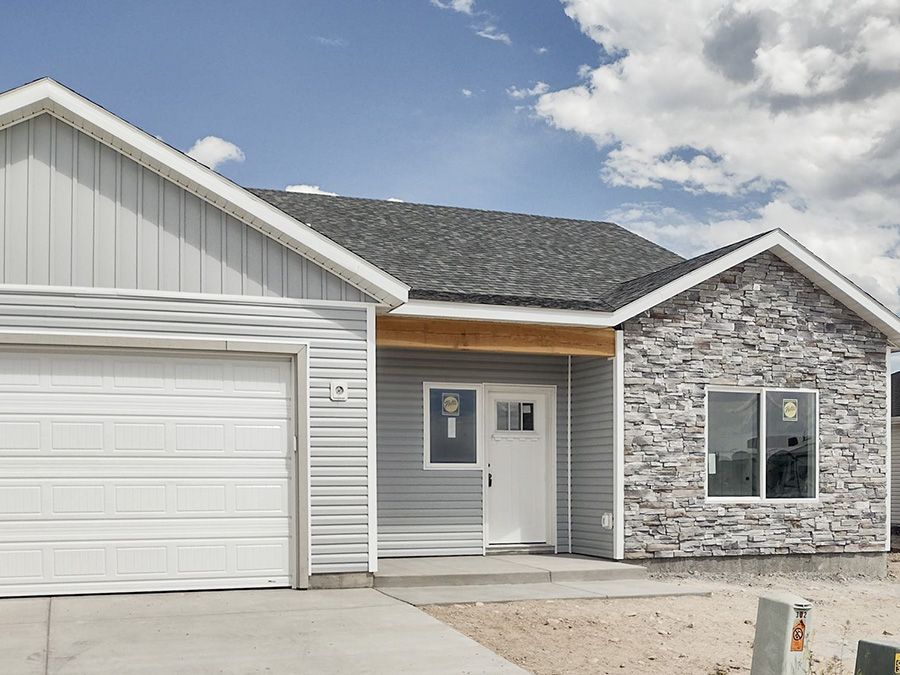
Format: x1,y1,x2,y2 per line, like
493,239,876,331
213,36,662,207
482,383,557,551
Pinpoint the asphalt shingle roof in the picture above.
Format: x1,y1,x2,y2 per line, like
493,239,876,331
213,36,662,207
250,190,685,311
597,232,772,310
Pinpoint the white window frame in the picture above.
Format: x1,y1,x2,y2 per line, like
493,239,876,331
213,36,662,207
423,382,483,470
705,386,819,503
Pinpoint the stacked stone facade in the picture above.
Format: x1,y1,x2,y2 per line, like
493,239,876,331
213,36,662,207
622,252,888,559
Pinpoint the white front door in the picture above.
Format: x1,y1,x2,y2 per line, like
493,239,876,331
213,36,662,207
485,386,554,546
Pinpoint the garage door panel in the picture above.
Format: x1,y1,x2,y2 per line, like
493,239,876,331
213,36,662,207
0,349,295,596
2,518,291,541
0,458,291,479
0,419,291,456
0,353,290,398
0,478,290,520
0,396,290,418
0,538,290,591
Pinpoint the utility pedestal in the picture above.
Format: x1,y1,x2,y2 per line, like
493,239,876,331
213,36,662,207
750,593,812,675
854,638,900,674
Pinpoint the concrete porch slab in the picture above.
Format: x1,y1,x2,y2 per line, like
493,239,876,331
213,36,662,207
374,554,646,588
490,554,647,582
377,578,710,606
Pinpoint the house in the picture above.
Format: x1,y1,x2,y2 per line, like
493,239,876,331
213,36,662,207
0,78,896,597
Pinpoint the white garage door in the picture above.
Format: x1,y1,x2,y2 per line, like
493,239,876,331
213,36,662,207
0,348,295,597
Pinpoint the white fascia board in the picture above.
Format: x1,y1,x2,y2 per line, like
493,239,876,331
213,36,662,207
0,79,409,308
768,239,900,346
387,299,616,327
609,230,900,345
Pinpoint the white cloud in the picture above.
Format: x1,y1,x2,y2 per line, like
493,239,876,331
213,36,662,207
314,36,347,47
431,0,512,45
476,24,512,45
387,197,406,202
461,88,474,97
535,47,549,55
534,0,900,310
285,184,339,196
430,0,475,14
507,81,550,100
186,136,245,171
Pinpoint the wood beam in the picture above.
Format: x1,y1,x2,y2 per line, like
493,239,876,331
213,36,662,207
376,315,615,357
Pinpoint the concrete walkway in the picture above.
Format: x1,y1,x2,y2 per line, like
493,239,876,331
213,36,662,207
377,578,709,606
1,588,529,675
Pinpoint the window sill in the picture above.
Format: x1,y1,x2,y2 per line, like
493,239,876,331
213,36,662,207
423,463,483,471
705,497,820,505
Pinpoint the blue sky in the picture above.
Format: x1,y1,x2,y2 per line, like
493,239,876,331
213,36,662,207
0,1,614,218
2,1,900,367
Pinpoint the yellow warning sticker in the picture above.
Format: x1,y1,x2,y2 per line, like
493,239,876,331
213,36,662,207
894,652,900,674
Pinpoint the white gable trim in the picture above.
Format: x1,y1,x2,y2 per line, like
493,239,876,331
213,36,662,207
608,230,900,345
0,78,409,307
389,231,900,346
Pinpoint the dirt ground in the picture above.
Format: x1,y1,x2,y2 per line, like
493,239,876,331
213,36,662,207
424,551,900,675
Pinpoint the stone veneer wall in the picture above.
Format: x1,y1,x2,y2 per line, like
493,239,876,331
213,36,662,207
622,252,888,560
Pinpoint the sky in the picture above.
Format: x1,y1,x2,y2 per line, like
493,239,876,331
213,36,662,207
2,1,900,367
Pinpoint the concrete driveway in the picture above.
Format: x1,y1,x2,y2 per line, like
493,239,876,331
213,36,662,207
1,588,528,674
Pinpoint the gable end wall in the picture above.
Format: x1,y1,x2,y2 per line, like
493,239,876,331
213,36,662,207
0,114,372,302
622,251,888,559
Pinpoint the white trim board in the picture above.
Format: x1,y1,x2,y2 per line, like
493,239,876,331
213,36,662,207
0,78,409,308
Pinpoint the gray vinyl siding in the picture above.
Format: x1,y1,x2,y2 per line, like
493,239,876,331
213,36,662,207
893,421,899,526
0,114,370,302
376,348,570,557
570,357,615,558
0,289,371,575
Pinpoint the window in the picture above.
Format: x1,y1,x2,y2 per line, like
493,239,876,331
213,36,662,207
424,383,480,469
496,401,535,432
707,388,817,500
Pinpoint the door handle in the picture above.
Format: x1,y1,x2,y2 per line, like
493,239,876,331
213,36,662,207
488,473,492,487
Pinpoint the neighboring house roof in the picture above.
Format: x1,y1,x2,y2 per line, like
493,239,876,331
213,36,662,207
249,190,684,311
893,371,900,418
0,78,408,306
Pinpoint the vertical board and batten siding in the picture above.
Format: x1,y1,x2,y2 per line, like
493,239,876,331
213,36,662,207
569,357,616,558
0,291,371,575
0,114,370,302
376,348,570,557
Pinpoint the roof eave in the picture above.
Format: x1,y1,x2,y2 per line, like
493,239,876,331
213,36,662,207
0,79,409,307
386,299,617,328
388,231,900,342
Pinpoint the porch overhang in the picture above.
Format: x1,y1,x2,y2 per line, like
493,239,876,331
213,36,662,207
376,315,615,357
